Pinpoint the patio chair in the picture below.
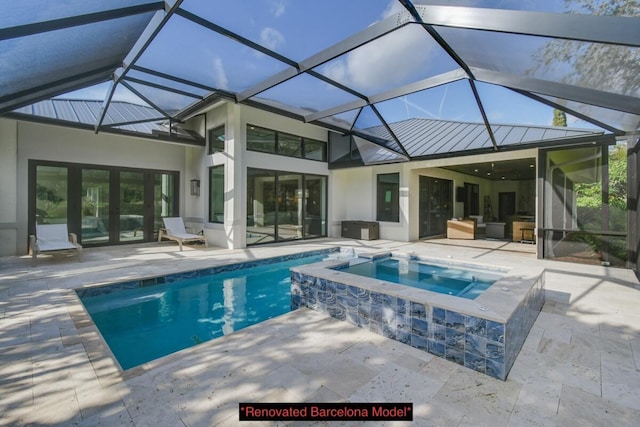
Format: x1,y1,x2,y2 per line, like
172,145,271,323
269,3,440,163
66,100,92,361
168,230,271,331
30,223,83,262
158,217,208,251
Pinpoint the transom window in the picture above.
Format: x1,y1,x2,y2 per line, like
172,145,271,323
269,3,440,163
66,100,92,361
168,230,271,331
246,124,327,161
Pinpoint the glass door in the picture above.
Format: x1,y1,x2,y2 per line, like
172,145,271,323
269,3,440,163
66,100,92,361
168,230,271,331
35,165,68,225
246,169,276,244
119,171,145,242
154,173,176,240
277,173,303,242
419,176,453,238
81,169,110,244
304,175,327,238
31,161,179,247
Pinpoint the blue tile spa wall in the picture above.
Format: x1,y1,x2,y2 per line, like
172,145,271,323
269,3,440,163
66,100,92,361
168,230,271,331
291,271,544,381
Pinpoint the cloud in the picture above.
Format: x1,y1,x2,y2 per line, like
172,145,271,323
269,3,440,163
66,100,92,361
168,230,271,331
323,24,434,94
260,27,285,51
382,0,404,19
268,0,286,18
211,57,228,90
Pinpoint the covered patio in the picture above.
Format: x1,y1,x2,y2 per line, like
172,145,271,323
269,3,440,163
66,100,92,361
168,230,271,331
1,240,639,425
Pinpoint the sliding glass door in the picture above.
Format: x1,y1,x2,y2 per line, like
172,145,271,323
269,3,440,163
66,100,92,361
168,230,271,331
35,165,68,226
81,169,110,244
31,161,178,247
119,171,145,242
419,176,453,238
246,168,327,245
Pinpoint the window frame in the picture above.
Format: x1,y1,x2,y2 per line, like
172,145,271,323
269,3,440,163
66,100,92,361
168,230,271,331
208,165,225,224
246,124,327,162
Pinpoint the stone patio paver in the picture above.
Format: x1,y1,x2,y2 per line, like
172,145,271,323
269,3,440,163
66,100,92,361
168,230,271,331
0,239,639,426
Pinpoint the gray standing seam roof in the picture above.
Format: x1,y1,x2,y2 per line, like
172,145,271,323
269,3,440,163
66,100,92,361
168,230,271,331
361,118,604,162
10,98,202,144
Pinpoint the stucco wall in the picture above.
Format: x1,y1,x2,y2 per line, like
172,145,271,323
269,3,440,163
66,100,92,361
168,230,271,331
331,164,410,242
0,119,18,256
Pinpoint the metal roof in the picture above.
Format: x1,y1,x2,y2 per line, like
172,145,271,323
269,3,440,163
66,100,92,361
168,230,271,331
11,98,203,144
1,1,638,158
357,118,606,164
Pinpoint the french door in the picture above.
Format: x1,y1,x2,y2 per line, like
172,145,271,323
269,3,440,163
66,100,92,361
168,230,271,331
30,161,178,246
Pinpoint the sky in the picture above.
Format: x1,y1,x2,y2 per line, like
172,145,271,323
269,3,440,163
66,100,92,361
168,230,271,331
55,0,604,131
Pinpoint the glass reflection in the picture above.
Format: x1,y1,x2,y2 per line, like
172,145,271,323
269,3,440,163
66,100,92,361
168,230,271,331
304,175,327,238
276,173,303,242
35,165,68,225
246,169,276,245
119,171,145,242
436,27,640,98
82,169,110,244
155,173,175,238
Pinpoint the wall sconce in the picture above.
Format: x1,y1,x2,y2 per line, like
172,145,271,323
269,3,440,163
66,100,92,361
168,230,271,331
190,178,200,196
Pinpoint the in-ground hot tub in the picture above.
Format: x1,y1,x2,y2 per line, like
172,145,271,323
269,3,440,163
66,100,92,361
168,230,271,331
291,252,544,380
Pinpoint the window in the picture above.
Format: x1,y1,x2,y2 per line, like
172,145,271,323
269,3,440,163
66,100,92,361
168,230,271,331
278,132,302,157
304,138,327,161
208,125,225,154
247,124,327,161
377,173,400,222
247,125,276,153
209,165,224,223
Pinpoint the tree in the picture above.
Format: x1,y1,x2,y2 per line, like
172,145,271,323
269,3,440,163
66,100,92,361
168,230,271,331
574,144,627,229
530,1,640,98
552,109,567,127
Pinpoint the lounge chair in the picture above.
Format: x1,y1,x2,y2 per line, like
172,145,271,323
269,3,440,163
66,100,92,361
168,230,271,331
30,223,83,262
158,217,208,251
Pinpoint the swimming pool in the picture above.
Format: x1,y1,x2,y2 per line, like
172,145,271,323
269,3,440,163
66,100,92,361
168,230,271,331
77,250,336,370
332,257,503,299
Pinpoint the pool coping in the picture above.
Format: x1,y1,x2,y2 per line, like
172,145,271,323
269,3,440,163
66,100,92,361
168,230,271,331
291,250,543,324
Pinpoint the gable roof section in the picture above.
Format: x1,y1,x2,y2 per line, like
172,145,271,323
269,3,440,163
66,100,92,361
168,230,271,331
362,118,606,162
10,99,203,145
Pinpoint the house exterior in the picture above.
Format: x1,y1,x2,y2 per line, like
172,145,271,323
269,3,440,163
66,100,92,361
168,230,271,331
0,3,638,274
2,98,634,273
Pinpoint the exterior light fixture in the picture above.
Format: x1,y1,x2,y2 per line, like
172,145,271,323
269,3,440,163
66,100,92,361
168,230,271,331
190,178,200,196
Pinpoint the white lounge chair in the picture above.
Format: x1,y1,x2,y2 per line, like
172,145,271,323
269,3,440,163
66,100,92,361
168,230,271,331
30,223,83,262
158,217,208,251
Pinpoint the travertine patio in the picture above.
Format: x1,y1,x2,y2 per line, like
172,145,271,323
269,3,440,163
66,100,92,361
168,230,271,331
1,238,639,426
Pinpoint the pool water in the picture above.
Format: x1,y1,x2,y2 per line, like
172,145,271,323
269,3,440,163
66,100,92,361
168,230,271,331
334,257,503,299
80,253,328,369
